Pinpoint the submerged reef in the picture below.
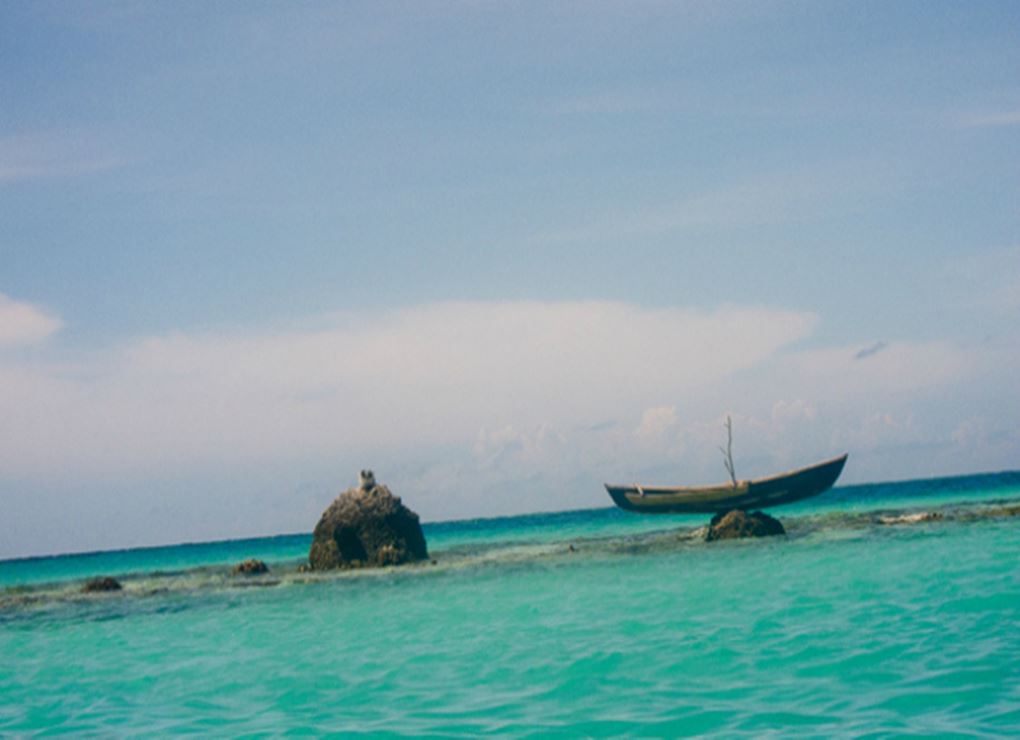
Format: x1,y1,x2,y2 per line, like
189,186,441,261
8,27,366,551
7,495,1020,618
877,511,944,526
82,576,123,593
309,475,428,570
706,509,785,541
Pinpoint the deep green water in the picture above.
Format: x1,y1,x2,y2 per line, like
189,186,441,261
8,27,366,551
3,472,1020,735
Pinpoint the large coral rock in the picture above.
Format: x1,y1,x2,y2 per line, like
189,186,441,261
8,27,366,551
706,509,785,541
309,483,428,569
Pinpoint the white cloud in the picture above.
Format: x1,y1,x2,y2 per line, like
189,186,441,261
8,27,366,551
0,301,815,479
777,340,973,397
2,299,1015,535
951,417,988,447
771,399,817,426
836,411,921,452
473,423,566,469
1,297,1017,561
0,293,63,346
635,405,679,441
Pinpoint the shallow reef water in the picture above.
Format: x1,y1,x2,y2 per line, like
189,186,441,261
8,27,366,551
2,471,1020,735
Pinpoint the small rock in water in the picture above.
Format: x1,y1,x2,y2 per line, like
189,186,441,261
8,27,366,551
83,576,123,593
706,509,785,541
233,558,269,575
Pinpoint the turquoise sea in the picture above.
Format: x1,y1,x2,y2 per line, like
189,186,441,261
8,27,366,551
3,471,1020,736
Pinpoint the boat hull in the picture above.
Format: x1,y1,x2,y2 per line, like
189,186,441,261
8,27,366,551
605,454,848,514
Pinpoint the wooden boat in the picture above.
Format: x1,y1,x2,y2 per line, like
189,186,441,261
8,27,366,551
605,453,848,514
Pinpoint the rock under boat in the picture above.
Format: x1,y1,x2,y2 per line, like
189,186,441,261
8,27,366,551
605,453,848,514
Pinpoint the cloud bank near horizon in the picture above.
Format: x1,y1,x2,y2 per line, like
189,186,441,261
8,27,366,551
1,297,1016,557
2,300,817,475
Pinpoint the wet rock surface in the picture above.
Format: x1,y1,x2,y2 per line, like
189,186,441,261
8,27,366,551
706,509,785,541
82,576,123,593
233,559,269,575
877,511,943,525
309,482,428,570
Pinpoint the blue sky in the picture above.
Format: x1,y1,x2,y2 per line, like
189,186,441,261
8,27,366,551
1,1,1018,558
